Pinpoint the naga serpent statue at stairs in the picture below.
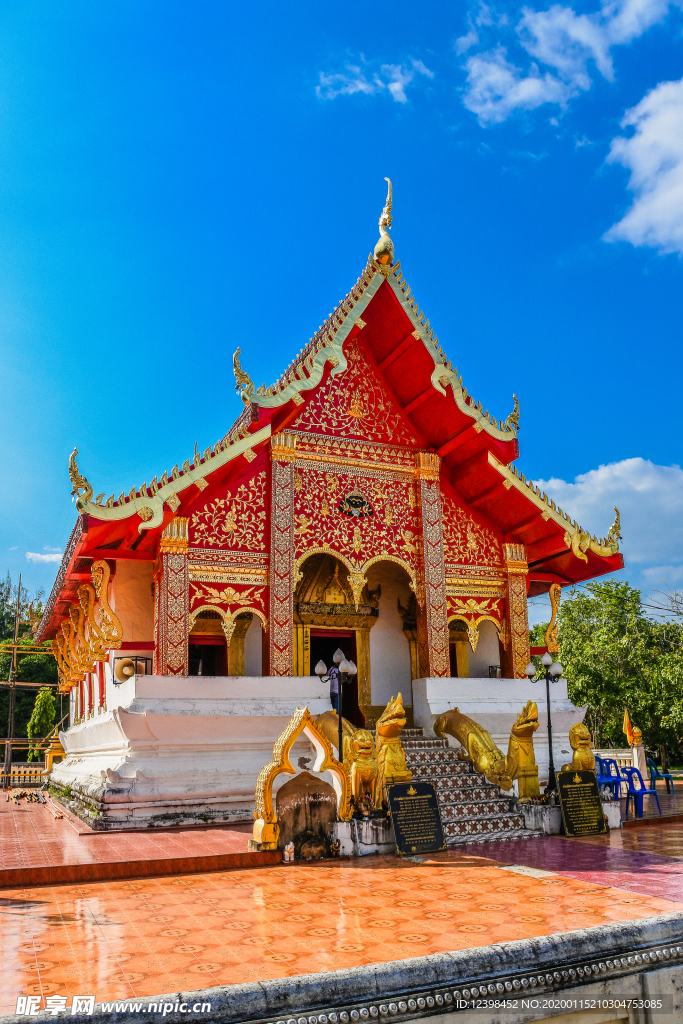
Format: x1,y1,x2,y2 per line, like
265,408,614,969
433,701,542,800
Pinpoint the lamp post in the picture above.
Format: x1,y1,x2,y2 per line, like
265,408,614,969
526,652,564,794
314,648,357,763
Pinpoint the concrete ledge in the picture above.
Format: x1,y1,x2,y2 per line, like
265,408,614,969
42,912,683,1024
0,849,281,890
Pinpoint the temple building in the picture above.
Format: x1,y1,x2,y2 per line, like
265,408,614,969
36,183,623,828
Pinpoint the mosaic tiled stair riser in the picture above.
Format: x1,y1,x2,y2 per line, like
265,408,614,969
398,729,535,844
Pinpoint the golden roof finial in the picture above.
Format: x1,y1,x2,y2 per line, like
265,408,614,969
374,177,395,266
69,447,93,511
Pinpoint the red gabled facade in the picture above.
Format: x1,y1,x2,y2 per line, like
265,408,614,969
39,203,622,724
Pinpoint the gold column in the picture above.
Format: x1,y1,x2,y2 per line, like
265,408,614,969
415,453,450,677
356,626,372,713
158,517,190,676
269,433,297,676
293,623,311,676
227,613,253,676
503,542,530,679
454,637,469,677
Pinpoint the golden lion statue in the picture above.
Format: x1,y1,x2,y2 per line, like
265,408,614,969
434,701,540,798
315,695,411,809
374,693,412,804
561,723,595,772
505,701,541,799
349,729,378,808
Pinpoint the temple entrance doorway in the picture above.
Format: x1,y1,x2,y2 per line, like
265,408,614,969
309,629,362,728
293,551,380,728
188,638,226,676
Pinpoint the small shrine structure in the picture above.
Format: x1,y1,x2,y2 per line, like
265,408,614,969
36,182,623,828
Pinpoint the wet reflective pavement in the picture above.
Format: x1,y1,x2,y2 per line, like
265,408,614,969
0,799,273,887
2,835,683,1013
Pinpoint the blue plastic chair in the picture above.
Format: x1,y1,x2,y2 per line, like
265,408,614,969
595,756,616,798
598,758,626,800
647,757,675,796
622,766,662,819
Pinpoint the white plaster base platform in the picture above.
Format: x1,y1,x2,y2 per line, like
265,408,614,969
412,677,587,789
51,675,331,830
333,818,395,857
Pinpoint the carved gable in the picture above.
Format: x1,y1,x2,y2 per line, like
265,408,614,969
292,335,417,446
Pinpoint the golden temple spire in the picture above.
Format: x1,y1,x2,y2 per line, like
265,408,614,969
374,177,395,266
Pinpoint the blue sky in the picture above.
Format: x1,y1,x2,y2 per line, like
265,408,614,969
0,0,682,620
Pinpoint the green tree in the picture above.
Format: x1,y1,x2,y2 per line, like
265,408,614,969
537,580,683,768
0,572,58,745
26,686,56,760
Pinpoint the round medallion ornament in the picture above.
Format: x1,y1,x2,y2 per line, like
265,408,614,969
339,490,374,519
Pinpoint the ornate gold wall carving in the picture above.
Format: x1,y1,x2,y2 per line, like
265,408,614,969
503,542,530,679
190,472,267,550
442,490,502,566
158,550,190,675
416,453,450,677
270,435,297,675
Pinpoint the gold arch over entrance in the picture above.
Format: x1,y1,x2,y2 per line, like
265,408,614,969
293,549,416,727
253,705,352,849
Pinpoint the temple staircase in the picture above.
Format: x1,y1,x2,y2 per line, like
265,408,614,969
398,727,537,845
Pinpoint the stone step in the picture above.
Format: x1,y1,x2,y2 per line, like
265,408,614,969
444,825,539,846
435,785,505,803
403,745,450,753
405,749,470,766
443,811,526,837
439,800,514,821
408,763,477,780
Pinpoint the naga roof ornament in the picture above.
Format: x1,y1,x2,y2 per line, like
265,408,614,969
373,177,394,266
69,448,93,511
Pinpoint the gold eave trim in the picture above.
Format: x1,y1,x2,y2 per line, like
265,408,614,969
488,451,578,536
487,451,620,560
250,267,386,410
82,425,272,532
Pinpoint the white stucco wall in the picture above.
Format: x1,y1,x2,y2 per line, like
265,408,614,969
244,616,263,676
366,561,413,706
466,618,501,678
111,561,155,642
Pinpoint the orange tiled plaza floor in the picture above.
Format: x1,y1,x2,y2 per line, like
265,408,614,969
3,847,683,1014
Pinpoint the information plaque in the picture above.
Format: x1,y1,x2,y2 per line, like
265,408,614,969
557,769,608,837
386,781,446,856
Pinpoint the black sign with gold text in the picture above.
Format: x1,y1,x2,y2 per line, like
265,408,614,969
386,781,446,856
558,769,608,837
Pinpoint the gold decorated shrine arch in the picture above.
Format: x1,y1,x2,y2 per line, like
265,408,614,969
40,179,624,722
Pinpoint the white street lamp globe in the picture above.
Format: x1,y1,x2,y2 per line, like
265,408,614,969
541,652,553,667
339,659,351,674
347,660,357,675
314,660,327,676
525,662,537,678
550,662,563,678
333,649,344,664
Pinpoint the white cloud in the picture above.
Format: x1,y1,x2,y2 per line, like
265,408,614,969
463,46,571,124
9,545,18,550
460,0,679,124
535,458,683,573
26,551,63,564
42,545,62,552
604,77,683,254
316,58,433,104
